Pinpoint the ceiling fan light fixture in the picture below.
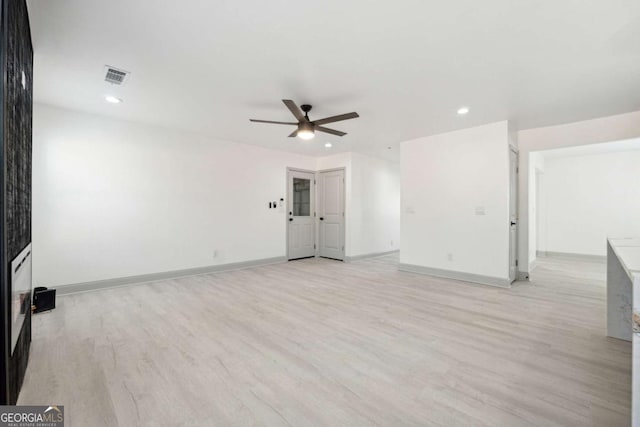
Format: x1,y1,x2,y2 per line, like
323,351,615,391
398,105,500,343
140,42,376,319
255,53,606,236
297,130,315,140
297,122,315,140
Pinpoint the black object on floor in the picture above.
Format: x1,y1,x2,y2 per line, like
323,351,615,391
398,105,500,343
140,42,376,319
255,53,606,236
33,287,56,313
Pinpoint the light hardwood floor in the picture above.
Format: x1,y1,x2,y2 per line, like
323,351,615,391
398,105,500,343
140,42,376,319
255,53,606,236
19,255,631,426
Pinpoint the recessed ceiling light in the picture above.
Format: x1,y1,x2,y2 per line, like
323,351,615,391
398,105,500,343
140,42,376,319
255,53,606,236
105,95,122,104
457,107,469,115
325,143,332,148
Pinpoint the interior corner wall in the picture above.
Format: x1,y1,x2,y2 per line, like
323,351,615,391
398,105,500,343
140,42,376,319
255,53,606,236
315,152,400,258
348,153,400,257
527,152,545,268
400,121,511,281
535,162,547,256
32,103,317,288
517,110,640,274
539,150,640,257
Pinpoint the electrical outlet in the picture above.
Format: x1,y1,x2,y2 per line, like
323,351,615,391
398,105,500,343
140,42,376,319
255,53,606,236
390,240,394,246
447,253,453,262
213,250,218,258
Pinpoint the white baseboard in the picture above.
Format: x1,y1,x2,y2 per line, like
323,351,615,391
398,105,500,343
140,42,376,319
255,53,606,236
54,256,287,295
344,250,399,262
398,263,511,288
539,251,606,262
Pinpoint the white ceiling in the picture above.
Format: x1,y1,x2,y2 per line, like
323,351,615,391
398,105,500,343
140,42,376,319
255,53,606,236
540,137,640,159
26,0,640,161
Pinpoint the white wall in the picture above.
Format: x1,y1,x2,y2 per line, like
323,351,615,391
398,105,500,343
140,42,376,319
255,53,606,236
33,104,401,287
400,121,511,281
517,110,640,274
33,104,316,287
538,150,640,256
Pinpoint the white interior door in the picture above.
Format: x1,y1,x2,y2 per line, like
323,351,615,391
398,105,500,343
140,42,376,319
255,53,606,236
509,149,519,282
318,169,345,260
288,170,316,260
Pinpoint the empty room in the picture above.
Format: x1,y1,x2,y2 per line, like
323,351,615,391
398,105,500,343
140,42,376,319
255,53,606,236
1,0,639,426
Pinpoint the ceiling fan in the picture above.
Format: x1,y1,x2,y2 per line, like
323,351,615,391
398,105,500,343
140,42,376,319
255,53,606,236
250,100,359,140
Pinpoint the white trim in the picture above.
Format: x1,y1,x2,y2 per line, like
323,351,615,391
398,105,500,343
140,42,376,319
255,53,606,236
55,256,286,295
509,147,520,282
344,250,398,262
398,263,512,288
539,251,606,262
316,167,346,173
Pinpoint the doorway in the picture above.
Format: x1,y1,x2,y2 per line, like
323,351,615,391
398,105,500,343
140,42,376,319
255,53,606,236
287,169,316,260
317,168,345,260
529,139,640,280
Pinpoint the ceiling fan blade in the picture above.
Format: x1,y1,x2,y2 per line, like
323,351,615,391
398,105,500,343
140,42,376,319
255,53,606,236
316,126,347,137
288,130,298,138
250,119,298,125
282,99,305,121
313,112,359,126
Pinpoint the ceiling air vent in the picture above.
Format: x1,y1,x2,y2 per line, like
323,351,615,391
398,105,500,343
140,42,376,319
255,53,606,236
104,66,129,85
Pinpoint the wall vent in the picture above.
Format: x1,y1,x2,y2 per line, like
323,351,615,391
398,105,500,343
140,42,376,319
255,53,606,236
104,66,129,85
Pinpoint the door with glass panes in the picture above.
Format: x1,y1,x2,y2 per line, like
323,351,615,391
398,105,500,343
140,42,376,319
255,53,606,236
287,169,315,260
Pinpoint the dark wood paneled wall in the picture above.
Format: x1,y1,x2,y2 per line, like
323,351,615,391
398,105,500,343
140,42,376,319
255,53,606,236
0,0,34,405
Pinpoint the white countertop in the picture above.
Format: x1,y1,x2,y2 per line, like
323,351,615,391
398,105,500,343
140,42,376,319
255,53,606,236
609,238,640,281
609,237,640,247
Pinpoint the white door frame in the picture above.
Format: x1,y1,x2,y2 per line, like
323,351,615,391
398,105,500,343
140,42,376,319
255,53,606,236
316,167,347,260
286,167,317,260
509,147,519,282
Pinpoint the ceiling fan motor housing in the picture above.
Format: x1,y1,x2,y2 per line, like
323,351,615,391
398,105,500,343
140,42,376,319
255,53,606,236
298,121,314,133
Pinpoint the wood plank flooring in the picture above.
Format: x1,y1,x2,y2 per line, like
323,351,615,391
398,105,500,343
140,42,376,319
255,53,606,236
18,254,631,426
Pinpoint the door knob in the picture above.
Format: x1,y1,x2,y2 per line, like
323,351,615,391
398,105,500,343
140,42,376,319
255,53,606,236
319,217,324,221
510,221,517,226
289,218,293,222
